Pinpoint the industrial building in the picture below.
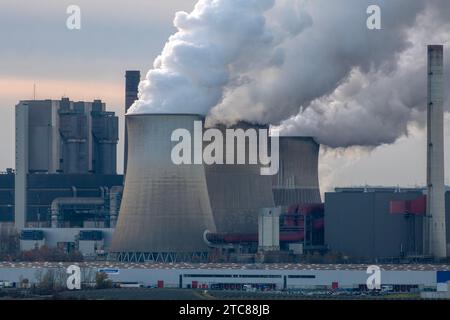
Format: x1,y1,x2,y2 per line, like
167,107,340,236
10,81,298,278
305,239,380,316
1,172,122,228
111,111,323,262
15,98,118,176
15,98,120,230
0,172,123,257
5,45,447,263
0,261,449,293
323,45,449,261
324,187,450,260
325,188,425,260
2,98,124,257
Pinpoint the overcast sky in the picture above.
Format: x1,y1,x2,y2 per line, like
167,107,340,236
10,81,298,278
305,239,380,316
1,0,450,193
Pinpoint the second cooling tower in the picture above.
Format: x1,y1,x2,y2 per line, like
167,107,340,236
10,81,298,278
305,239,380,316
111,114,216,262
204,122,275,234
272,137,321,206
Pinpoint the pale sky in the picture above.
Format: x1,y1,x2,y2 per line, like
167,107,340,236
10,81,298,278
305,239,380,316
1,0,449,193
0,0,197,174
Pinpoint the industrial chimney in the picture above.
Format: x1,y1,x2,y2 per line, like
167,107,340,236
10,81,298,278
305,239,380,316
124,70,140,175
426,45,447,258
111,114,217,262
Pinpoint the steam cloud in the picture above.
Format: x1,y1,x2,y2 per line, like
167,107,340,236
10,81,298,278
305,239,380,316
129,0,450,148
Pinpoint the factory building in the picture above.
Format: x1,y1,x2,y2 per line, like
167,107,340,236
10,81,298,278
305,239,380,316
4,98,123,258
0,170,14,223
0,174,123,257
0,262,447,293
14,98,120,231
112,112,323,262
1,173,122,228
15,98,118,175
0,171,123,255
325,188,450,260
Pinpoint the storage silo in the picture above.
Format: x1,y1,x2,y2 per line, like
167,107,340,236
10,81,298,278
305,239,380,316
204,122,275,234
111,114,216,262
272,137,321,207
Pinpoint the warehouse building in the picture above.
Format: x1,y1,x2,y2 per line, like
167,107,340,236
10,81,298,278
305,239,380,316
0,262,448,292
325,188,450,260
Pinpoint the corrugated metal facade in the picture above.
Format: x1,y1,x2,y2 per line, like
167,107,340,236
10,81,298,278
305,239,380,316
324,190,425,259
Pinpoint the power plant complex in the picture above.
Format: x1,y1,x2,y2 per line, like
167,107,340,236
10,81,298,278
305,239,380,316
0,46,448,269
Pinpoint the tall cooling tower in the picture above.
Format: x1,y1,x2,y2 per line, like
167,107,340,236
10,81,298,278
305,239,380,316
272,137,321,207
204,122,275,234
111,114,216,262
426,45,447,258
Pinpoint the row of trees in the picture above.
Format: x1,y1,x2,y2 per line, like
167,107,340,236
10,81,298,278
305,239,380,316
19,246,84,262
0,225,19,260
33,268,112,294
0,224,84,262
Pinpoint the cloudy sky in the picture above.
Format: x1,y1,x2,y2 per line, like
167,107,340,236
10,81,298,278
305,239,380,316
1,0,450,193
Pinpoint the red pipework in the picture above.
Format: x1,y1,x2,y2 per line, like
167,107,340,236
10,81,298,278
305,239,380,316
206,231,305,244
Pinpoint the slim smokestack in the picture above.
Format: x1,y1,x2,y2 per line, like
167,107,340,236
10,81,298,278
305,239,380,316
124,70,140,175
426,45,447,258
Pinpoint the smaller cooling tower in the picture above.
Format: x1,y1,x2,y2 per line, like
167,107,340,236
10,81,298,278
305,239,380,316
204,122,275,234
111,114,216,262
272,137,321,207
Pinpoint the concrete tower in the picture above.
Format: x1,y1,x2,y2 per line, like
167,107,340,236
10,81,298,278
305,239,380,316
204,122,275,234
124,71,140,175
426,45,447,258
111,114,216,262
272,137,321,207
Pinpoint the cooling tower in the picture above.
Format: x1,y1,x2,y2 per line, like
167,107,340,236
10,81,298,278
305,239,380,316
272,137,321,207
111,114,216,262
204,122,275,234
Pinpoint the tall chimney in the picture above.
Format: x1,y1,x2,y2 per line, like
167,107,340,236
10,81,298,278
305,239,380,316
426,45,447,258
124,70,140,175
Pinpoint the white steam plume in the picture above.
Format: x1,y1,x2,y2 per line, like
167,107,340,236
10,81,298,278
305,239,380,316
130,0,450,149
128,0,276,115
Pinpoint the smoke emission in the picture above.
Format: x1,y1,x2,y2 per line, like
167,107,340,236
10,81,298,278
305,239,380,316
128,0,276,115
130,0,450,148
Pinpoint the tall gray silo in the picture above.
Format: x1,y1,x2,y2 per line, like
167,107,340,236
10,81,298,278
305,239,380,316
111,114,216,262
272,137,321,207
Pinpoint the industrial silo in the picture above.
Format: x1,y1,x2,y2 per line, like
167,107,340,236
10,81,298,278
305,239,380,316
111,114,216,262
204,122,275,234
272,137,321,207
